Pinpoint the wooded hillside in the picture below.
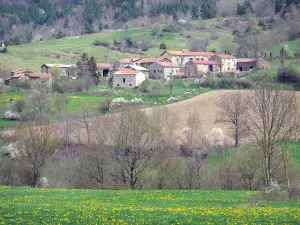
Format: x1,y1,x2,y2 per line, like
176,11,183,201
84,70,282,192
0,0,300,46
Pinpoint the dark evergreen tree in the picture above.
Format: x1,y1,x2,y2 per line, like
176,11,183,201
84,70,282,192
201,0,216,19
191,5,199,20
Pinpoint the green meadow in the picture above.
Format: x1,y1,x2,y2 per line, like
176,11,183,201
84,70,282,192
0,186,299,224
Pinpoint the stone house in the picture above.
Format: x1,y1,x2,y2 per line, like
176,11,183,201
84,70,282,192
135,57,171,69
185,60,221,77
160,50,216,66
112,68,146,89
96,63,111,77
237,58,271,71
210,54,237,72
148,61,180,80
41,64,75,75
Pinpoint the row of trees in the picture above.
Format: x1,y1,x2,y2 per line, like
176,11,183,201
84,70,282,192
1,83,299,198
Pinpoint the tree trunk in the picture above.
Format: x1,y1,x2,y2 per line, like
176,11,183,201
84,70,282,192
33,169,39,188
235,126,239,147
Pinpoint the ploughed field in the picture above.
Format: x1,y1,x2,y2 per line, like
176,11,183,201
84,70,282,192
0,186,299,224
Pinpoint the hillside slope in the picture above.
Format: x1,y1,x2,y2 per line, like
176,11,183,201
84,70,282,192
0,21,235,71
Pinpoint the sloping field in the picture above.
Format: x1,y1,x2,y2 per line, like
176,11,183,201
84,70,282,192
145,89,242,142
0,186,299,224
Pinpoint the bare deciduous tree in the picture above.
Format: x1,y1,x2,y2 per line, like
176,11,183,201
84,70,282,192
217,93,247,147
16,122,56,188
111,109,153,189
246,85,300,187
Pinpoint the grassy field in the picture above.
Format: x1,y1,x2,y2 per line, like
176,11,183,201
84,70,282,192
0,21,235,71
0,186,299,224
0,80,212,128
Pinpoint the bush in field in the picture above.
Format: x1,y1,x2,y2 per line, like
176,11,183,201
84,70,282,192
139,79,153,93
201,76,255,89
4,111,20,121
160,43,167,49
10,80,31,90
14,98,26,113
277,66,300,90
99,97,113,113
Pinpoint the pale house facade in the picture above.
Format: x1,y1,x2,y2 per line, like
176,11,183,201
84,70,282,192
160,51,216,66
210,54,237,72
148,62,180,80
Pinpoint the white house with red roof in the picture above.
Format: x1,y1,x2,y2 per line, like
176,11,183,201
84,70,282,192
148,61,180,80
185,60,221,77
111,68,146,88
160,50,216,66
210,54,237,72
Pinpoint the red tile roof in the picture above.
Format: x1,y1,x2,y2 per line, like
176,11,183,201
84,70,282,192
120,58,142,64
137,57,170,63
163,51,216,57
237,58,256,63
97,63,111,69
193,60,220,65
157,61,180,67
175,72,185,77
216,54,236,59
112,68,138,75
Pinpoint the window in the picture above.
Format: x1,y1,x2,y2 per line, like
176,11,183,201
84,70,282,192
123,78,126,83
130,84,132,86
117,84,119,86
196,58,199,60
201,58,204,60
154,70,156,73
228,67,230,70
190,58,193,61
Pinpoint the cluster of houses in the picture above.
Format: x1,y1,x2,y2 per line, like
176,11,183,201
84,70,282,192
5,50,271,89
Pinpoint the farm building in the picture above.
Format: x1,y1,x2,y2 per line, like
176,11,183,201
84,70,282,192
160,50,216,66
237,58,271,71
148,61,180,80
112,68,146,89
41,64,75,75
5,70,52,85
185,60,221,77
210,54,237,72
96,63,111,77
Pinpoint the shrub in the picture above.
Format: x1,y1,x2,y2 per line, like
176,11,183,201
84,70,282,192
201,76,218,88
235,79,255,89
277,66,300,90
162,24,181,33
159,43,167,50
0,47,7,53
14,98,26,113
139,79,153,93
10,80,31,90
4,111,20,121
93,40,110,47
99,97,113,113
